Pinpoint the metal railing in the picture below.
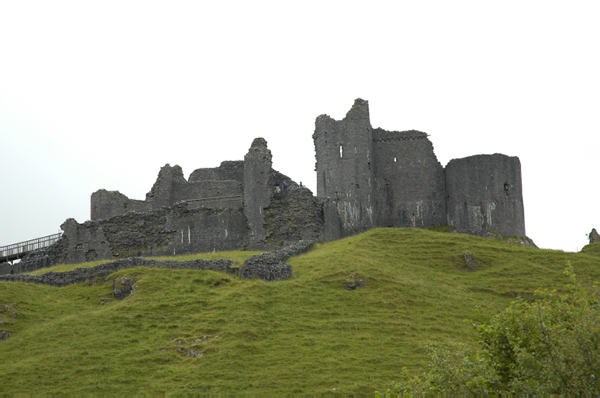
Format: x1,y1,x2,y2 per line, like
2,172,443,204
0,232,63,262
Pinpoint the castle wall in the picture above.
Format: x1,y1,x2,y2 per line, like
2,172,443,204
313,98,374,237
189,160,244,184
145,164,188,210
91,163,243,221
172,180,242,202
264,187,324,246
91,190,148,221
62,203,247,264
243,138,273,249
445,154,525,237
372,129,446,228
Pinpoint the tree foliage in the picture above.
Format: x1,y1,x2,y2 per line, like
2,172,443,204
382,264,600,394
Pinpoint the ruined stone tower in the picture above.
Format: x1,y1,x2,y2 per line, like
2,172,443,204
314,99,526,239
446,154,525,236
243,138,273,249
313,99,374,237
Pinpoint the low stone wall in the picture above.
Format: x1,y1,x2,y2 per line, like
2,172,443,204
0,257,235,287
239,240,313,281
0,241,314,285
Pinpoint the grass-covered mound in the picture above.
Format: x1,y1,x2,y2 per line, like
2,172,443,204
581,242,600,257
1,228,599,394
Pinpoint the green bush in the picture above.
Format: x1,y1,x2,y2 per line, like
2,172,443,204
383,263,600,394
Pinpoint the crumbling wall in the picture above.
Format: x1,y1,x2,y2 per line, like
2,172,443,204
91,190,148,221
314,99,527,239
62,203,247,264
0,257,236,286
264,187,324,246
189,161,244,184
372,128,446,228
166,203,246,254
243,138,273,249
145,164,189,210
313,98,374,238
91,163,244,222
445,154,525,237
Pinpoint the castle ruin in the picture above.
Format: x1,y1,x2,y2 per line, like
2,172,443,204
1,99,527,273
315,98,525,239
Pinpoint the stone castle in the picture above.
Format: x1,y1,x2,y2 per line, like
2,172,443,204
4,99,527,272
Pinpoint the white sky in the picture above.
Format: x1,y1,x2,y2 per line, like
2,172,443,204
1,1,598,252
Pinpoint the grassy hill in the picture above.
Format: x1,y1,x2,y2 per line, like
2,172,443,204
2,228,599,394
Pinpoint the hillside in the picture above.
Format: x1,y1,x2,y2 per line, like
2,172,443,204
1,228,599,394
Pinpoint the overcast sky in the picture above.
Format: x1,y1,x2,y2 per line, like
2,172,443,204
1,1,598,253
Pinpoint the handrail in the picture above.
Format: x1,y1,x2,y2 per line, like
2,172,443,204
0,232,63,261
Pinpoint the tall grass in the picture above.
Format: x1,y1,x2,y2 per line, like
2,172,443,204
1,228,599,394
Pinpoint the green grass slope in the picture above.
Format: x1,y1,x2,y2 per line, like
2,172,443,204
1,228,599,394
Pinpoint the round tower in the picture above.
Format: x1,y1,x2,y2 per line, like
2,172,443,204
445,154,525,236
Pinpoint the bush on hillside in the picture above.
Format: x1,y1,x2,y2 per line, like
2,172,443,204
382,264,600,395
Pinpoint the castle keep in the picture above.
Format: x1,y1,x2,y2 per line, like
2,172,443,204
315,98,525,239
1,99,527,273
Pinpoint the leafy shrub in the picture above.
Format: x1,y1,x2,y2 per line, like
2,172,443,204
382,263,600,394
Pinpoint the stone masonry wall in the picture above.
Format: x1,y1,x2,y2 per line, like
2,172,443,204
188,161,244,184
145,164,188,210
92,163,243,221
445,154,525,237
264,187,324,247
243,138,273,249
4,100,530,277
62,203,247,264
313,98,374,238
372,128,446,228
314,99,526,240
91,190,149,221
